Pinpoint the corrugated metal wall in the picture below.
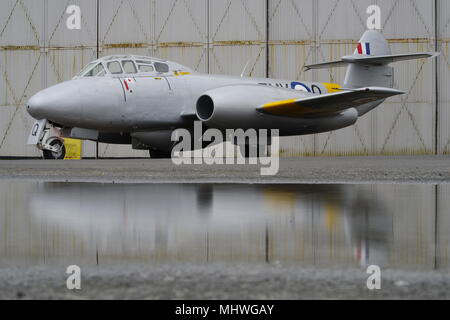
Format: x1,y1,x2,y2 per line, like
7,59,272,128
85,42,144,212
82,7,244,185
0,0,447,157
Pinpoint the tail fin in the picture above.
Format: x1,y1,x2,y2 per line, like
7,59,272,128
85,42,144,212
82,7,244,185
345,30,393,89
354,30,391,56
305,30,438,89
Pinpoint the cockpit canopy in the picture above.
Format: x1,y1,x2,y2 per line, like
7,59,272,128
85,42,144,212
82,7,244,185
75,55,192,78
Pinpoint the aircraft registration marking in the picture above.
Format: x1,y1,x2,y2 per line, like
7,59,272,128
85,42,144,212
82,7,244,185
258,81,341,94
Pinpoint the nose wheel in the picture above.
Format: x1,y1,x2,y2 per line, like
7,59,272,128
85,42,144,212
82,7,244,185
42,139,66,160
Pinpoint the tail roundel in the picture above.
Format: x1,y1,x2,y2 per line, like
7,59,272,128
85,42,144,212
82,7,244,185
356,42,371,55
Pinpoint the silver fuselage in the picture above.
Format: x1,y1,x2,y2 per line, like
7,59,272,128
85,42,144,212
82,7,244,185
27,71,350,137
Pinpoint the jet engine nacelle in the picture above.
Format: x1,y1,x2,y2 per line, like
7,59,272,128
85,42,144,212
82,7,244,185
196,85,358,135
196,85,304,129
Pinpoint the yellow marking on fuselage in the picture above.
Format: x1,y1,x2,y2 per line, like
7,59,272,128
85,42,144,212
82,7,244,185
173,71,191,76
262,98,318,117
322,82,342,93
263,99,298,110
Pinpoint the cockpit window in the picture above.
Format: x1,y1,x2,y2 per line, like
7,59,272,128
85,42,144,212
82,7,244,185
77,57,174,77
107,61,123,74
77,62,96,76
96,69,107,77
122,60,137,74
154,62,169,73
138,64,154,72
82,63,106,77
136,60,153,65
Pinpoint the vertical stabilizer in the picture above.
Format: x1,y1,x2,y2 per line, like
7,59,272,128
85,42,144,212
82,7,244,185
344,30,393,89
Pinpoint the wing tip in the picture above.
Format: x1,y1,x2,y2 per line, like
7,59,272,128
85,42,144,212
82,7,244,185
429,52,441,58
361,87,405,97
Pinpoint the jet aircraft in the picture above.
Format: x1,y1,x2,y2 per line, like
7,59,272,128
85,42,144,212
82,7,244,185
27,30,438,159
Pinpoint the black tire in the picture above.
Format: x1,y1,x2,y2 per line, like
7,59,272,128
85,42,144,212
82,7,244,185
149,149,172,159
43,139,66,160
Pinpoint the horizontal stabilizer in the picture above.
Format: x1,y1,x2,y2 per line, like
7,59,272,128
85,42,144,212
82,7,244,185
305,52,439,70
257,87,404,118
304,60,348,70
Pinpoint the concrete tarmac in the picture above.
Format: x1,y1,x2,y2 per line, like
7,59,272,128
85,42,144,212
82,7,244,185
1,264,450,300
1,155,450,183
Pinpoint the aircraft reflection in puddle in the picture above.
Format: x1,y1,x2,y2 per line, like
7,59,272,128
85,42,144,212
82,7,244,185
26,183,397,267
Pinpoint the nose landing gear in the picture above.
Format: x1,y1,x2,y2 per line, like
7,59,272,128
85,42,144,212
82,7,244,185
42,139,66,160
27,119,66,160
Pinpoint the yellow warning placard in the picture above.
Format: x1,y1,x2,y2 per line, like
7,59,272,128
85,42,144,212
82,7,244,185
63,138,82,160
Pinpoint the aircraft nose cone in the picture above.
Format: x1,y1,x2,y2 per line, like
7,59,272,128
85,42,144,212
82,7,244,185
27,81,81,122
27,91,48,120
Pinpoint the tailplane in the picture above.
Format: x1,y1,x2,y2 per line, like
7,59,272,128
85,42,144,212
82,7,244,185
305,30,438,89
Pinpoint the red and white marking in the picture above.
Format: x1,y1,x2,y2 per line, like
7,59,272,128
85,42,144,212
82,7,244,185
123,78,136,91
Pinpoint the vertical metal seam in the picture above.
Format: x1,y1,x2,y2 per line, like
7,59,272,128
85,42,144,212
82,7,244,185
97,0,99,60
182,0,205,39
381,61,429,153
434,185,439,270
207,0,210,74
152,0,156,56
266,0,269,78
96,0,100,159
435,0,439,154
101,0,126,44
43,0,47,90
313,0,318,156
0,0,43,150
0,54,42,151
380,0,432,154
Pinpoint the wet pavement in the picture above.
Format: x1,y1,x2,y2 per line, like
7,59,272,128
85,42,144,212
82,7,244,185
0,181,448,269
1,179,450,299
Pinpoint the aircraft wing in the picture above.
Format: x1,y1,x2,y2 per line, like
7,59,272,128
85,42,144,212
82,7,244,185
257,87,404,117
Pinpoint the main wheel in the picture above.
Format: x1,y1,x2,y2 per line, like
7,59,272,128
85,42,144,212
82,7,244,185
42,139,66,160
149,149,172,159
